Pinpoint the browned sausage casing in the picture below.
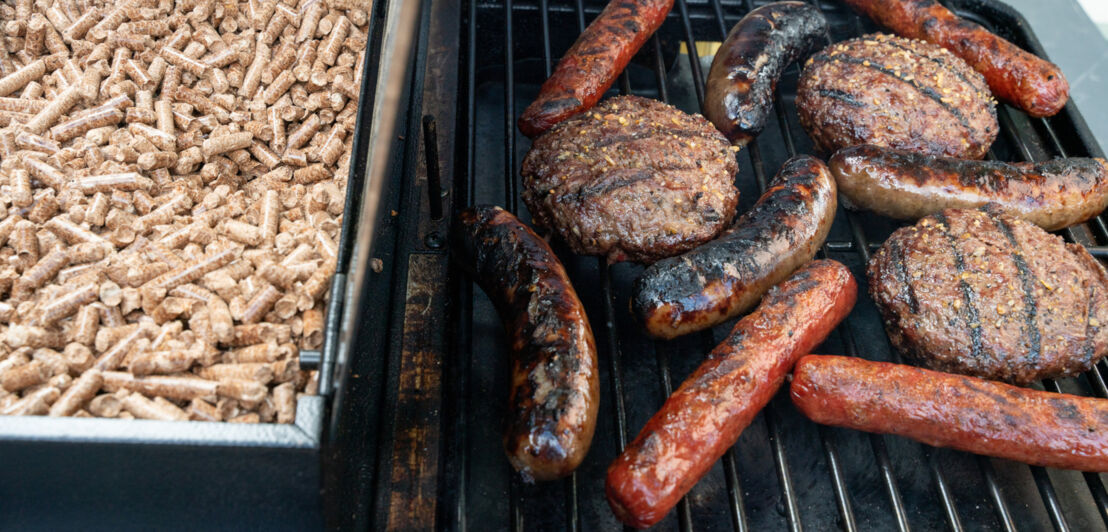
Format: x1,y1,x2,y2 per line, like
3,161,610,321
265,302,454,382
791,355,1108,472
632,155,837,339
454,205,600,481
608,260,858,528
704,1,828,146
830,144,1108,231
843,0,1069,117
517,0,674,138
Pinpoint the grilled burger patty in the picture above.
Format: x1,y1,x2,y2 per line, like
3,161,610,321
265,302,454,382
797,33,997,159
521,95,740,263
868,206,1108,385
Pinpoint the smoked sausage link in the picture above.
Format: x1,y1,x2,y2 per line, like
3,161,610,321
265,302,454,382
455,205,600,481
791,355,1108,472
632,155,837,339
843,0,1068,117
517,0,674,138
608,260,858,528
705,1,828,146
830,144,1108,231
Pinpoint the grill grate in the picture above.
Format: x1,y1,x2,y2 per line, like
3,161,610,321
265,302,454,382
448,0,1108,530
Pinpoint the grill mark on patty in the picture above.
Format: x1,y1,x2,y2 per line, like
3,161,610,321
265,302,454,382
995,214,1042,366
810,53,972,131
887,238,919,315
590,126,709,149
877,38,982,95
567,169,659,201
812,87,865,107
935,212,984,362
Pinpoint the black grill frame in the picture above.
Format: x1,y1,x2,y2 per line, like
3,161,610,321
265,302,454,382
384,0,1108,530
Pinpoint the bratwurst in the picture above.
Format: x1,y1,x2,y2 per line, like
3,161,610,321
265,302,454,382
632,155,836,339
830,144,1108,231
704,1,828,146
454,205,599,481
792,355,1108,472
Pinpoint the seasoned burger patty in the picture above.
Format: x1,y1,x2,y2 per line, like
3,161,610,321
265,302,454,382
868,206,1108,385
797,33,997,159
521,95,740,263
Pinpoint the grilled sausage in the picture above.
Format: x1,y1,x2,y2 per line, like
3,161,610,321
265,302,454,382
791,355,1108,472
843,0,1068,117
830,144,1108,231
608,260,857,528
454,205,600,481
704,2,828,146
517,0,674,138
632,155,836,339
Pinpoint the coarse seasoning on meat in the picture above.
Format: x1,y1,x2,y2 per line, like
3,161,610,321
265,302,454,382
868,206,1108,385
797,33,997,159
521,95,739,264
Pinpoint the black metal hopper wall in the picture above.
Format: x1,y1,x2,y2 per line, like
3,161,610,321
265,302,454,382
0,0,415,527
411,0,1108,530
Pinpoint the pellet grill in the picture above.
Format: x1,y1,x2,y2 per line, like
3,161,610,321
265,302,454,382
6,0,1108,530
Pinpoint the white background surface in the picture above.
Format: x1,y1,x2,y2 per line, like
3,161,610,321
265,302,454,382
1077,0,1108,37
1005,0,1108,154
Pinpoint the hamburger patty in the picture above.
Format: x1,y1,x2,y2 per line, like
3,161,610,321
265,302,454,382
797,33,997,159
521,96,739,263
868,206,1108,385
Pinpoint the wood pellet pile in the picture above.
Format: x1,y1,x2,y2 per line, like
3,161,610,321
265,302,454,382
0,0,367,422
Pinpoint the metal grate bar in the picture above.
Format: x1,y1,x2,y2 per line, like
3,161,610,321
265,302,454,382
979,457,1018,532
927,450,964,531
990,103,1100,532
690,2,809,529
529,3,589,527
600,267,630,452
645,24,752,531
499,4,526,530
503,0,518,214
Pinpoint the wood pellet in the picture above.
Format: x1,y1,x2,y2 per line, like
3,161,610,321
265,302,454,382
0,0,368,423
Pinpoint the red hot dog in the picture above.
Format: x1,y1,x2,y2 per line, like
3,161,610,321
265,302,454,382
517,0,674,138
607,259,857,528
843,0,1068,117
791,355,1108,472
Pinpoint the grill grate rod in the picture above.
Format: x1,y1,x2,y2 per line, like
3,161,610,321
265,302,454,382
1032,103,1108,531
647,26,754,531
991,102,1108,531
678,1,811,529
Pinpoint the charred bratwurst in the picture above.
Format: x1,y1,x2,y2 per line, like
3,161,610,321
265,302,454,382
705,1,828,146
868,206,1108,385
454,206,600,482
522,95,739,264
632,155,835,339
797,33,997,159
